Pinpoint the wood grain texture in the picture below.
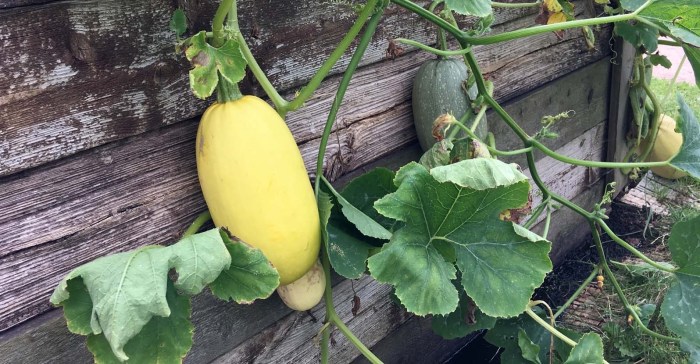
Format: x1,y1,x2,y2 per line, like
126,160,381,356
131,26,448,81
607,39,636,195
0,0,608,176
0,0,537,176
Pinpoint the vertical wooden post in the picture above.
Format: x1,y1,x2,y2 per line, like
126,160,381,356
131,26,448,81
606,38,636,195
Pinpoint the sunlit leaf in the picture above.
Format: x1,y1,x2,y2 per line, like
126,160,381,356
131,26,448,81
638,0,700,47
431,280,497,339
368,160,551,317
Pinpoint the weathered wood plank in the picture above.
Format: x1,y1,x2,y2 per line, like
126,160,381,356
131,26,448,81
0,0,538,176
0,55,612,332
0,1,606,177
607,38,636,195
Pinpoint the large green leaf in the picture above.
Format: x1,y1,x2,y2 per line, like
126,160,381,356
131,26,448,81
445,0,492,17
320,169,398,279
518,329,542,364
50,229,231,361
208,232,280,304
670,95,700,178
683,44,700,87
662,214,700,349
431,280,497,339
681,339,700,363
639,0,700,47
368,160,552,317
322,176,392,240
86,280,193,364
614,21,659,52
184,32,247,99
563,333,604,364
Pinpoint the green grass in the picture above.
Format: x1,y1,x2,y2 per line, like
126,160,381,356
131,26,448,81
649,78,700,120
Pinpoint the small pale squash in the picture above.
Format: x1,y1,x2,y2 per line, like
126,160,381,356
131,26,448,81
276,259,325,311
196,96,321,285
642,114,687,180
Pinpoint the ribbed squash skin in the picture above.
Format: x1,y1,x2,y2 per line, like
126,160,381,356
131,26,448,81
642,115,687,180
412,58,487,151
196,96,320,285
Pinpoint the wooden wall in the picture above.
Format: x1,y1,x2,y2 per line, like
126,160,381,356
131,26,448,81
0,0,615,362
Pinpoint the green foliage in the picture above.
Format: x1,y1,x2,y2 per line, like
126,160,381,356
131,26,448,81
670,95,700,178
614,21,659,52
320,168,398,279
485,311,582,363
682,44,700,87
208,232,280,304
50,229,278,362
86,281,192,364
564,333,605,364
661,214,700,353
445,0,492,18
184,32,247,99
518,329,542,364
431,280,497,339
638,0,700,47
367,160,552,317
169,9,187,37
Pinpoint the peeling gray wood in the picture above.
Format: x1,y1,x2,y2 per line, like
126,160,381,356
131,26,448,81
607,38,636,195
0,0,604,176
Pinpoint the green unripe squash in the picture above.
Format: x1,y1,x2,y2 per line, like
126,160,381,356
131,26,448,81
412,58,487,151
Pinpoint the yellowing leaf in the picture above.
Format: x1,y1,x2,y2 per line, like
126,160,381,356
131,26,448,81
544,0,563,13
548,12,567,25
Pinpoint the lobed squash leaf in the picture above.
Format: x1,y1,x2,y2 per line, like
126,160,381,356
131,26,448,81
661,214,700,353
184,32,247,99
208,232,280,304
669,95,700,178
518,329,542,364
320,169,398,279
50,228,277,362
86,280,192,364
563,333,605,364
367,160,552,318
637,0,700,47
431,279,497,339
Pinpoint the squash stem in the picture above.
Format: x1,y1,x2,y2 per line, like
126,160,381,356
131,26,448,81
182,211,212,238
553,265,598,319
313,0,386,198
216,76,243,103
284,0,380,115
590,223,680,343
